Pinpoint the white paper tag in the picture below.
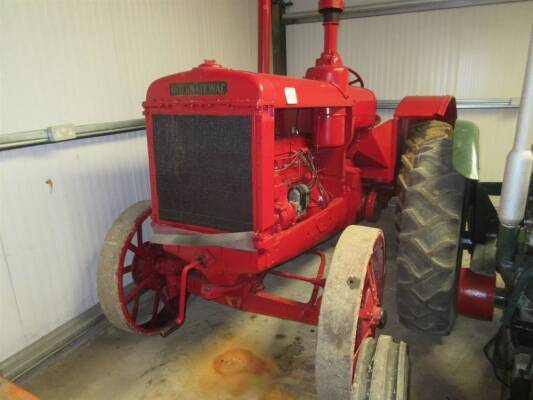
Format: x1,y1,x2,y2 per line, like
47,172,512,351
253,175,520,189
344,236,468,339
284,87,298,104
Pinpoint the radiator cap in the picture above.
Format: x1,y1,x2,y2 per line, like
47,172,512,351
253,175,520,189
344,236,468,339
198,59,223,68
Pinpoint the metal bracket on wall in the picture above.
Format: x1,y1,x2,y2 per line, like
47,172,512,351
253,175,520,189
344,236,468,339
0,118,145,151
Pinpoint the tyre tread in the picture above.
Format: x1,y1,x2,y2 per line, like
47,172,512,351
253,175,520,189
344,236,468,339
395,120,465,335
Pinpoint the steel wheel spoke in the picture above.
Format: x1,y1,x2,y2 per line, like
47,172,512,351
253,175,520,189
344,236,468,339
160,290,174,311
131,294,140,321
137,226,143,246
127,243,145,258
125,277,150,303
123,265,132,274
366,259,380,305
150,290,161,324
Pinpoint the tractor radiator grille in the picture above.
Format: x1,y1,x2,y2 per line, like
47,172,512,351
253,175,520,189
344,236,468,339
152,115,253,232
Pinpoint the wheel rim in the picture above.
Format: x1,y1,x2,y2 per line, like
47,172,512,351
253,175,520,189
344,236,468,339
116,208,179,334
354,240,384,360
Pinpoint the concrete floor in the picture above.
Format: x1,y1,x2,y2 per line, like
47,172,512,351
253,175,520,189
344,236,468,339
20,207,502,400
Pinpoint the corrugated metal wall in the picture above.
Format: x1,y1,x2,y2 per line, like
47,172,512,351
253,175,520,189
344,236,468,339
287,1,533,180
0,0,257,362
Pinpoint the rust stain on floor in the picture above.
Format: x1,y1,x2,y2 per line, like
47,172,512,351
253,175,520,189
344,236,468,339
187,334,296,400
213,348,271,378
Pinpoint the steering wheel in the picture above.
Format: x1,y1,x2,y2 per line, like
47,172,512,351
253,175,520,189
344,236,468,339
348,67,365,88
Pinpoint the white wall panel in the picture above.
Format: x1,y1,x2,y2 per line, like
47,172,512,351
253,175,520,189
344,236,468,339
0,242,27,361
0,131,150,361
0,0,257,133
287,2,533,180
0,0,257,362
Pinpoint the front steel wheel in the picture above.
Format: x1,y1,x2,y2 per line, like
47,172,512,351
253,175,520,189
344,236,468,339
315,225,408,400
97,201,179,335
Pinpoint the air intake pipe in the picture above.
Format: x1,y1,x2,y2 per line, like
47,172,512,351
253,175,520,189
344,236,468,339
497,28,533,270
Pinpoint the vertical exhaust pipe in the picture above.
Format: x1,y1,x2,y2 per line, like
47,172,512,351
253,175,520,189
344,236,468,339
258,0,271,73
499,27,533,228
319,0,344,62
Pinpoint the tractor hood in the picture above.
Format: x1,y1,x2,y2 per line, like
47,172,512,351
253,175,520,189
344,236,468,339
143,59,376,110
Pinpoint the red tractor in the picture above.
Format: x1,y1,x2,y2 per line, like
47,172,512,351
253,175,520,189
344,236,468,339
96,1,476,398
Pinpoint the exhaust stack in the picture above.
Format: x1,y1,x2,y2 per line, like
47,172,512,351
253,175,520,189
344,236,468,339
258,0,271,73
499,28,533,228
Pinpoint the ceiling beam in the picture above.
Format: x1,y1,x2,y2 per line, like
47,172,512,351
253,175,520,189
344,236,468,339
283,0,532,24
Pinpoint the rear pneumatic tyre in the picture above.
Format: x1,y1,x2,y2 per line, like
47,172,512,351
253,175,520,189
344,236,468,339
396,120,466,335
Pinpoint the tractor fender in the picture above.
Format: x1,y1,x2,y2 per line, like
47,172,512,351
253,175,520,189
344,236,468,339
394,96,478,179
394,95,457,126
452,120,480,180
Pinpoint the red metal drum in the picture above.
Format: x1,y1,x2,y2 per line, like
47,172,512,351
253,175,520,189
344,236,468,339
457,268,496,321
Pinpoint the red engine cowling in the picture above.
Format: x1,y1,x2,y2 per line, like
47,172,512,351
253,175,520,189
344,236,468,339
142,59,381,282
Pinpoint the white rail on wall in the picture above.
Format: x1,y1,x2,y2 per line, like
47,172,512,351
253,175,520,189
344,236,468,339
0,98,520,151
